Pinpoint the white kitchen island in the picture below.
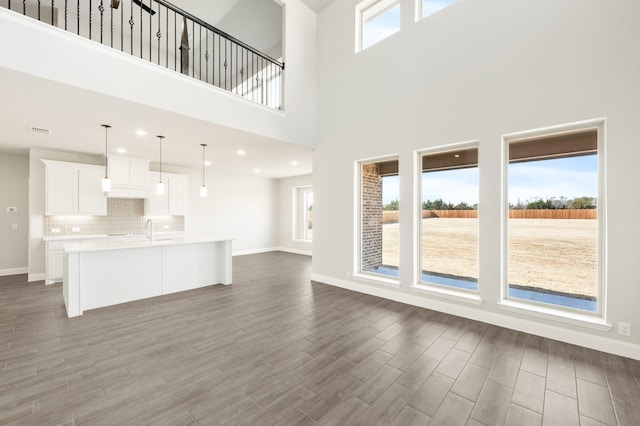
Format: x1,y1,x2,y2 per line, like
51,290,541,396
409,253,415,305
63,236,233,317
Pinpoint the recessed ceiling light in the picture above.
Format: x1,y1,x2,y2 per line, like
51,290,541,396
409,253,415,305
454,154,460,158
117,148,127,154
291,160,298,166
254,168,261,173
237,149,246,156
135,130,147,136
204,161,211,166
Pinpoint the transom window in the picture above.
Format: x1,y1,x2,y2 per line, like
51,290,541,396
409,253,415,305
357,0,401,51
421,0,457,19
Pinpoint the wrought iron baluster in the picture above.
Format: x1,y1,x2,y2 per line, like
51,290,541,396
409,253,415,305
165,5,168,67
199,26,202,81
110,0,113,46
174,10,176,71
76,0,79,35
205,29,209,84
99,0,103,43
129,0,134,55
64,0,67,29
224,39,228,90
218,35,221,87
51,0,54,26
235,45,238,94
22,0,25,15
156,2,161,65
37,0,40,20
121,0,123,51
191,20,194,78
148,0,151,62
139,0,142,58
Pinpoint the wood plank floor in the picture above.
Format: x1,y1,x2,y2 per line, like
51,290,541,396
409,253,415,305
1,252,639,425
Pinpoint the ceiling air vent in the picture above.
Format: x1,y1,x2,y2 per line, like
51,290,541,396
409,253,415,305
29,126,51,135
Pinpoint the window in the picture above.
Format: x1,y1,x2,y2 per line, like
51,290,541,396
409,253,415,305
419,144,479,291
357,157,399,279
357,0,401,51
420,0,457,19
505,123,603,315
294,187,313,241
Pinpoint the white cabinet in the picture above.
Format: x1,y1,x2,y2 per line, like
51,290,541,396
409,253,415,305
43,160,107,216
145,172,188,216
46,241,65,284
107,155,150,198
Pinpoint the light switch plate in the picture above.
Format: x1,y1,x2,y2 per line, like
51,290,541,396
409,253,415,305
72,227,80,232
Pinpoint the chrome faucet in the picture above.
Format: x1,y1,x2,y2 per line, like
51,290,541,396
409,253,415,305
145,219,153,241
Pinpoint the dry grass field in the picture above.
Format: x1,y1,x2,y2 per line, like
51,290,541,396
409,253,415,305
382,218,597,298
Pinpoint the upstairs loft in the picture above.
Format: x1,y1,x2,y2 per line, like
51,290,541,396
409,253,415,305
0,0,316,151
1,0,284,110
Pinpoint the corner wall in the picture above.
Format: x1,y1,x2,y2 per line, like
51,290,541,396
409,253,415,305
0,152,29,275
313,0,640,358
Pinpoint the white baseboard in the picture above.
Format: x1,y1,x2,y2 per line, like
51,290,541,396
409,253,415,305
0,267,28,277
233,247,312,257
275,247,312,256
233,247,279,256
310,273,640,361
28,273,45,282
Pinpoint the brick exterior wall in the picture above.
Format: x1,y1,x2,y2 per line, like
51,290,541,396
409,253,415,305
361,163,383,271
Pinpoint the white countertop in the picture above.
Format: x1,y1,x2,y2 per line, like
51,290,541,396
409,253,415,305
43,232,184,242
63,235,233,253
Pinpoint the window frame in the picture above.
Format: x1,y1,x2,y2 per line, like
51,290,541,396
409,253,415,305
413,141,481,302
501,119,607,322
293,186,313,242
354,154,401,286
355,0,401,53
416,0,458,21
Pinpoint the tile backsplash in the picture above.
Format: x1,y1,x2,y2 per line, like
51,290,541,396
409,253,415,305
44,198,184,236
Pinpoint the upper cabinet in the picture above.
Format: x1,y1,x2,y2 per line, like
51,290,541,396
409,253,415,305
107,155,150,198
43,160,107,216
145,172,188,216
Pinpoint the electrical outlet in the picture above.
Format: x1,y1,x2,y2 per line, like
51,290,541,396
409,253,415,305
72,227,80,233
346,270,352,279
6,207,17,213
618,322,631,337
51,228,60,234
163,225,170,229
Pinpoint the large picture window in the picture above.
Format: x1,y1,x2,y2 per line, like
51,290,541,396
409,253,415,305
419,145,479,291
505,123,603,315
358,157,399,279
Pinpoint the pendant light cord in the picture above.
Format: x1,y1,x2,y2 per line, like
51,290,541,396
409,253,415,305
102,124,111,178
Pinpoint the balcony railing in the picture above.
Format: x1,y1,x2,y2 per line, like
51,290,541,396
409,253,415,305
1,0,285,110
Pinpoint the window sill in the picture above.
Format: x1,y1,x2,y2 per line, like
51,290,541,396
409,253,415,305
352,272,401,288
498,300,611,331
412,284,483,305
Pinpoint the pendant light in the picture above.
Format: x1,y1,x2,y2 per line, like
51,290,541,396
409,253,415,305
156,135,165,195
101,124,112,194
200,143,208,198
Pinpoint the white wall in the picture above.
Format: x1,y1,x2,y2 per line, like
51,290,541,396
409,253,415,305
313,0,640,357
277,174,312,254
0,1,317,149
0,152,29,274
183,168,279,254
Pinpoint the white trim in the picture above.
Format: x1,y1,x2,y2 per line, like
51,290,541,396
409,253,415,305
501,118,607,320
310,273,640,361
232,247,279,256
276,247,312,256
28,273,45,282
352,272,401,288
412,284,483,305
0,267,28,277
498,300,611,331
232,247,312,257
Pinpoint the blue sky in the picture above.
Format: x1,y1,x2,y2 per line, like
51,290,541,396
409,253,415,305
362,5,400,49
381,154,598,206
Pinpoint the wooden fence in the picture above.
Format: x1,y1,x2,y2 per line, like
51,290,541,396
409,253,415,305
382,209,596,224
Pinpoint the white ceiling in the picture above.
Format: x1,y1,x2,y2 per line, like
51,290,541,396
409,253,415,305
0,67,312,179
299,0,336,12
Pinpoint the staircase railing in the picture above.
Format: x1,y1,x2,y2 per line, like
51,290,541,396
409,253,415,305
1,0,285,110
